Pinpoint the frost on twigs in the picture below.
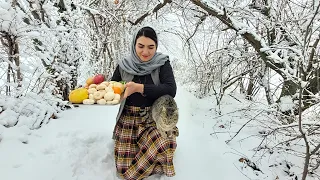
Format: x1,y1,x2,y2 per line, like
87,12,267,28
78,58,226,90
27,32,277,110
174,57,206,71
0,92,65,130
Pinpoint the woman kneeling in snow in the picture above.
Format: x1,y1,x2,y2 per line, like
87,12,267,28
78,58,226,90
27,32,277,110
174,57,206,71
110,26,178,179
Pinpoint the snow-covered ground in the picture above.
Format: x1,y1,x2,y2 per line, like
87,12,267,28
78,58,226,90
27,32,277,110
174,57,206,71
0,85,308,180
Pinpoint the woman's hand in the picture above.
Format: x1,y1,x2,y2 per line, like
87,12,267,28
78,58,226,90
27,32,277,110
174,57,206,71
122,81,144,99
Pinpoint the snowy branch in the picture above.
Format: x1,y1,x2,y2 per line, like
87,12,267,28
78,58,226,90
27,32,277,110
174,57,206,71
128,0,173,25
189,0,297,81
75,4,120,23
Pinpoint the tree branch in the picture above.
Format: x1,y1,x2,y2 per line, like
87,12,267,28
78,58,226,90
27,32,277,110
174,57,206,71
185,14,207,45
306,36,320,72
189,0,290,80
128,0,172,25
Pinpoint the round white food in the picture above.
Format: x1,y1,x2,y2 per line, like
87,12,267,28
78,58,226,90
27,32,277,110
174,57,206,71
104,91,115,101
96,84,107,90
105,86,114,92
98,90,107,95
108,83,114,88
97,99,107,105
106,101,113,105
93,91,104,100
89,94,94,100
113,94,121,101
88,88,97,94
83,99,95,105
111,99,119,105
89,84,97,89
101,81,109,86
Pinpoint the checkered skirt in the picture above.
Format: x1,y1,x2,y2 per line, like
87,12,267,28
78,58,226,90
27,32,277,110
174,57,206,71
114,105,177,180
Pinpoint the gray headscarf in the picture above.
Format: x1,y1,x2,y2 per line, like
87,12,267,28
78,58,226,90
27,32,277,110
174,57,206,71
118,27,169,76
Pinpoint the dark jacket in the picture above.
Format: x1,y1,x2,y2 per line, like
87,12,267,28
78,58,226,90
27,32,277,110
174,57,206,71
111,60,176,107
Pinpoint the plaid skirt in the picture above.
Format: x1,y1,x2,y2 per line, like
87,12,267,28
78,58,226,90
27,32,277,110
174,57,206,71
114,105,177,180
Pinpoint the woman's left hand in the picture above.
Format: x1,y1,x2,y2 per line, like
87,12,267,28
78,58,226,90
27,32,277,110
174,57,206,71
122,82,144,99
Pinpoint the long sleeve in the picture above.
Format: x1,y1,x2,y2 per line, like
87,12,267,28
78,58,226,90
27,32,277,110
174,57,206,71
143,60,177,99
111,65,122,81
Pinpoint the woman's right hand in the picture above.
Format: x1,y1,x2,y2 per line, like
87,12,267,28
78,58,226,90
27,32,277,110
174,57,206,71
122,82,144,99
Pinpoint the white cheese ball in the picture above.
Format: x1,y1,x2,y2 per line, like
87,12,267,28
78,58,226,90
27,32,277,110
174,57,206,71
97,99,107,105
93,91,104,100
104,91,115,101
111,99,119,105
89,84,97,89
105,86,113,92
88,88,97,94
89,94,94,100
96,84,107,90
83,99,95,105
113,94,121,101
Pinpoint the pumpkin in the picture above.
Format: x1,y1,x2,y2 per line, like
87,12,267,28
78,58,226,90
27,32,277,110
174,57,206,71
69,88,89,104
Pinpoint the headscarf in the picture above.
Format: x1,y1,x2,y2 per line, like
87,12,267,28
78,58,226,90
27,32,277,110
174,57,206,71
118,27,169,76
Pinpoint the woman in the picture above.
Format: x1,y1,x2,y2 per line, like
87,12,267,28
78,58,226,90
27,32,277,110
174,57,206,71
110,26,178,179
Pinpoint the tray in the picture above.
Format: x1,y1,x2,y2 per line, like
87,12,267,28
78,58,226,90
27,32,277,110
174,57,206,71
68,102,120,106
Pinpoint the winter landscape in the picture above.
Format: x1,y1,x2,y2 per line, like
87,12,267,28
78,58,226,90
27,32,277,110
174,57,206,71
1,0,320,180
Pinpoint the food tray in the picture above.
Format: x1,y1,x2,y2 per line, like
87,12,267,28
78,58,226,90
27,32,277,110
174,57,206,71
68,102,120,106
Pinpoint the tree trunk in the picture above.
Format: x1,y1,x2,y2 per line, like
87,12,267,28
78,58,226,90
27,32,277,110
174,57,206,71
6,64,11,96
13,40,22,88
246,73,255,100
4,33,22,95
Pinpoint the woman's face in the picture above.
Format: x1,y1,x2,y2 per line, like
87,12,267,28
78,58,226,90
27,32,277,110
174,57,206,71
135,36,156,62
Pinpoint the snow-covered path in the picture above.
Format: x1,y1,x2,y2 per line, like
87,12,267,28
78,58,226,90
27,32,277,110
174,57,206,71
0,87,247,180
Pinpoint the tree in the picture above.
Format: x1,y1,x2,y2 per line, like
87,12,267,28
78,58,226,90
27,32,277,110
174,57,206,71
0,0,91,128
185,0,320,117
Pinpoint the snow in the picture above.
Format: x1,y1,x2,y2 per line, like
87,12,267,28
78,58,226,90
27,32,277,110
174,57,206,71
279,96,295,112
0,87,255,180
0,92,64,129
1,84,314,180
300,80,308,89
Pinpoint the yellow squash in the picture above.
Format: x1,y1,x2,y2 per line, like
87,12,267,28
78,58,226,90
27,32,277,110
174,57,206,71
69,88,89,104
